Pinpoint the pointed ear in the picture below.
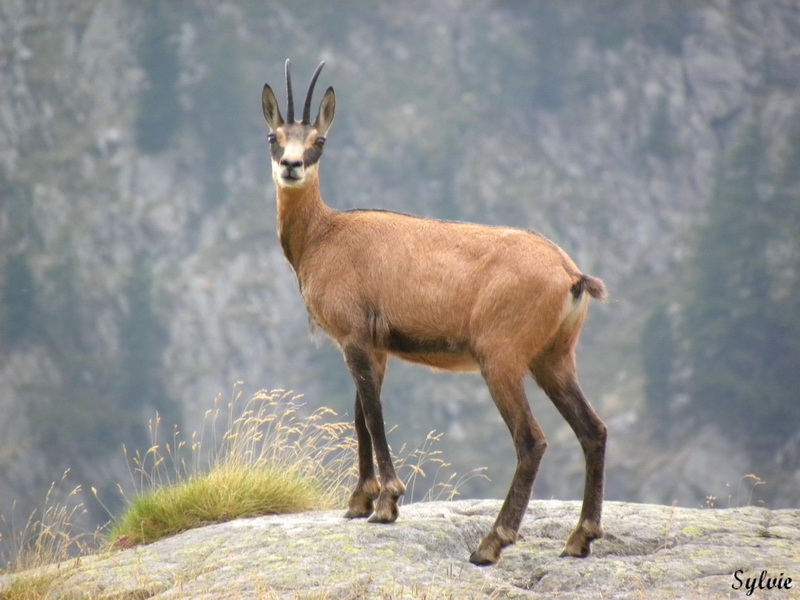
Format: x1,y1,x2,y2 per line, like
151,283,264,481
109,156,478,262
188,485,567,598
314,86,335,136
262,84,284,130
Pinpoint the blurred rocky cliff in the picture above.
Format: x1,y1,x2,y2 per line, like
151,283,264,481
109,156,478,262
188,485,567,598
1,0,799,532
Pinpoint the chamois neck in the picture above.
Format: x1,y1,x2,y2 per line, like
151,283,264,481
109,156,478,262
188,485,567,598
275,178,332,272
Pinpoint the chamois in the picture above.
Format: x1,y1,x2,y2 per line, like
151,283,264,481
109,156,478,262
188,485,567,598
261,60,608,565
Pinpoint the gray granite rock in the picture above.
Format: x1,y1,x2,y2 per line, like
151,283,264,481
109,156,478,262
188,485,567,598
2,499,798,599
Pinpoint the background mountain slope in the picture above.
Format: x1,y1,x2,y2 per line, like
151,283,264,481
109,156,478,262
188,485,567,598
1,0,799,534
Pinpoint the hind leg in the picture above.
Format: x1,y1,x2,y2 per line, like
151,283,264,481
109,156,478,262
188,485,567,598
533,356,607,557
469,358,547,566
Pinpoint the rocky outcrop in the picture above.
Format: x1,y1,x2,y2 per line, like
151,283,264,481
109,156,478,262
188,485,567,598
3,500,798,599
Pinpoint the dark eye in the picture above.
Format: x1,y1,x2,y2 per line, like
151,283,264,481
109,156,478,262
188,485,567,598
268,133,277,145
316,136,326,147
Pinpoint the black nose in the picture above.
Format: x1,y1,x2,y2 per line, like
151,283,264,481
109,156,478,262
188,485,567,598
280,158,303,170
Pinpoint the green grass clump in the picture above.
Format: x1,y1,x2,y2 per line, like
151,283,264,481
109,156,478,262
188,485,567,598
108,387,356,548
108,463,321,546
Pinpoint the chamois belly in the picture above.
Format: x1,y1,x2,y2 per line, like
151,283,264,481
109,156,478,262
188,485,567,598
384,328,479,372
392,350,480,372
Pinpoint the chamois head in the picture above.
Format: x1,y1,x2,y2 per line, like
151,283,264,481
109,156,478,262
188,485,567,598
262,60,336,189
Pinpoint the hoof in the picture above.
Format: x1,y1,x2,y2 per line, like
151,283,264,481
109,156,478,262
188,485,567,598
366,486,402,523
367,512,396,524
367,501,398,524
468,549,498,566
344,482,379,519
560,521,603,558
560,543,592,558
469,530,513,566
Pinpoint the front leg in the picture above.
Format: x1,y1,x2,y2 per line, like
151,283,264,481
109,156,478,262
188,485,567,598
343,344,405,523
344,391,381,519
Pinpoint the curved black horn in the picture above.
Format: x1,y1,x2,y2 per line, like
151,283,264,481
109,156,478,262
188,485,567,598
285,59,295,123
302,61,325,124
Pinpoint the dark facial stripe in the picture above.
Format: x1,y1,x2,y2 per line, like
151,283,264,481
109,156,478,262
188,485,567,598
269,142,284,162
303,143,323,167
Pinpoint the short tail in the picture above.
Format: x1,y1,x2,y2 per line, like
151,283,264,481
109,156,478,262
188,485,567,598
571,274,608,302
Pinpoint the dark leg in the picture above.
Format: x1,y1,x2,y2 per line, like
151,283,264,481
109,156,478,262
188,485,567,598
344,391,381,518
470,360,547,566
533,359,607,558
342,345,405,523
344,353,386,518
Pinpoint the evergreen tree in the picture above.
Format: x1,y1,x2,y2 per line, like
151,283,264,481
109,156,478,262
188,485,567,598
1,254,35,348
135,3,182,154
683,114,800,461
642,303,675,435
116,254,180,430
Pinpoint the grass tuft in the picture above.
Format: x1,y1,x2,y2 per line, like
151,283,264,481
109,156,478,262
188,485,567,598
109,464,322,546
108,386,354,547
0,471,95,599
0,472,91,572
